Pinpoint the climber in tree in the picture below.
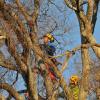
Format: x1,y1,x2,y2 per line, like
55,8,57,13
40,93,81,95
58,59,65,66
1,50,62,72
41,33,61,65
40,33,60,80
69,75,80,100
42,33,55,55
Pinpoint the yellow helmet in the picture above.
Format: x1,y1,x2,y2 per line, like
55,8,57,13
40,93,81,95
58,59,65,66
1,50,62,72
44,33,54,43
70,75,79,85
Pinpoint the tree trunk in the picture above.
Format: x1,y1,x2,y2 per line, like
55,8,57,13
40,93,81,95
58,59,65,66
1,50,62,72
79,20,91,100
79,42,90,100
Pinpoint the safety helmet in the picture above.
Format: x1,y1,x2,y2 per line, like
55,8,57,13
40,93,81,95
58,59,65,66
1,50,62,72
70,75,79,85
43,33,54,43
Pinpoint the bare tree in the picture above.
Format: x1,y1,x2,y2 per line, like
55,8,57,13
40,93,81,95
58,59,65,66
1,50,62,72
0,0,100,100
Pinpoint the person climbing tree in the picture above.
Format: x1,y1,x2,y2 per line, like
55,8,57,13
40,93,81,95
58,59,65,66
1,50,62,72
69,75,80,100
40,33,60,81
42,33,61,65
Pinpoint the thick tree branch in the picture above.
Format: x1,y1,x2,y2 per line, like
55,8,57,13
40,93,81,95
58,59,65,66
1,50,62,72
79,45,90,99
27,66,38,100
17,89,46,100
87,34,100,59
79,11,88,25
0,61,17,71
0,83,24,100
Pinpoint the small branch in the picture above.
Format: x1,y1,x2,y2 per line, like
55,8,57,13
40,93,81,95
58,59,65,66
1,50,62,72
60,51,74,73
15,0,30,21
64,0,77,11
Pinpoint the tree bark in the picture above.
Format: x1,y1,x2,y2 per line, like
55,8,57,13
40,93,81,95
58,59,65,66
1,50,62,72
78,19,91,100
0,94,5,100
